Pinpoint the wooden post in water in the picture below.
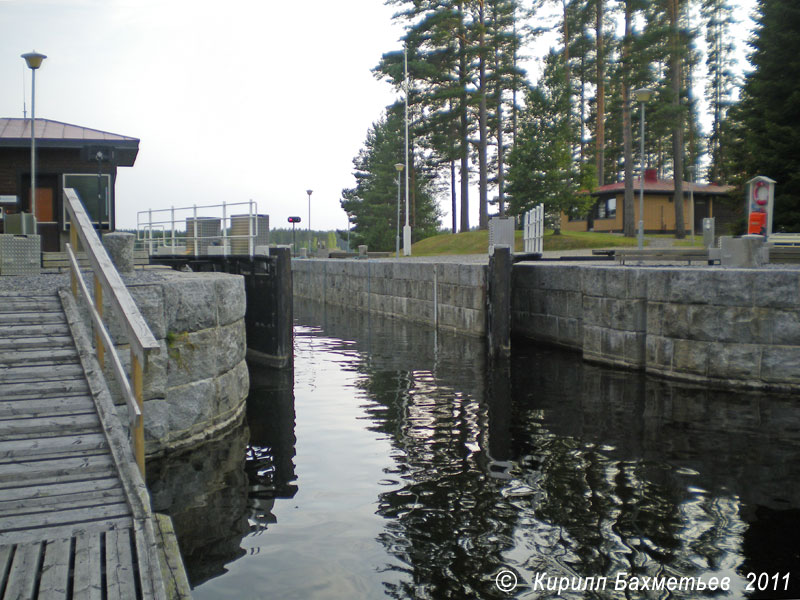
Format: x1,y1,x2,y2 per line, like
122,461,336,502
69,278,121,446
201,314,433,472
487,245,512,358
273,246,293,369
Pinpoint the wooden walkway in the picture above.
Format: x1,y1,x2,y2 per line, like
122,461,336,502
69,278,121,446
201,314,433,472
0,292,171,599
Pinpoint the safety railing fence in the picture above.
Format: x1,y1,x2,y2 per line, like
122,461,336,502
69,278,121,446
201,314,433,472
136,200,268,257
524,203,545,253
64,187,160,477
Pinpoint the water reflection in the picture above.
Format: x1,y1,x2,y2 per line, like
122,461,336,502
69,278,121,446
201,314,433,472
146,417,249,586
247,365,298,529
186,298,800,599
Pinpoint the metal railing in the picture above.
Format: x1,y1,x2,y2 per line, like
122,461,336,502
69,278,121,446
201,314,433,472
136,200,267,257
64,187,160,477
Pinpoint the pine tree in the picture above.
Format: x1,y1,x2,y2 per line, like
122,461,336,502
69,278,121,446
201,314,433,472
507,52,593,226
702,0,737,183
732,0,800,231
621,0,636,236
341,110,441,251
594,0,607,186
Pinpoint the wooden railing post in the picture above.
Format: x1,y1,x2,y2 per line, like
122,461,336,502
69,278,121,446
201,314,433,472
131,349,146,478
70,222,78,298
63,187,158,484
94,277,104,367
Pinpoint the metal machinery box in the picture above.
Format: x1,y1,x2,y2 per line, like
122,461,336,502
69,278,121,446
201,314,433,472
488,216,515,254
0,234,41,276
230,214,269,255
4,213,36,235
185,217,221,256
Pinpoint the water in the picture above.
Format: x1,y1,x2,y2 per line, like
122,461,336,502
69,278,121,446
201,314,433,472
156,299,800,599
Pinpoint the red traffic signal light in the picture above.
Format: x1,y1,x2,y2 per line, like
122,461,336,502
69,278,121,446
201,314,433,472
288,216,301,223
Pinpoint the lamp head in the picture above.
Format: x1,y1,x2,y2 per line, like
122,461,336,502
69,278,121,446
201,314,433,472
634,87,654,103
394,163,404,172
22,51,47,70
306,189,313,196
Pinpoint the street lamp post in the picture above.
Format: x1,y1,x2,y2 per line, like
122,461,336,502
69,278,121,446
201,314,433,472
403,45,411,256
346,213,351,253
306,189,313,253
687,164,696,246
394,163,404,258
634,87,653,250
21,51,46,235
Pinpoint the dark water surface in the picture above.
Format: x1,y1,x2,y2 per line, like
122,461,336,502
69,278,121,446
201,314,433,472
156,299,800,599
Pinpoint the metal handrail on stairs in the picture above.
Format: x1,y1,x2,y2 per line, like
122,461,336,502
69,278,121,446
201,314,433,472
63,187,160,477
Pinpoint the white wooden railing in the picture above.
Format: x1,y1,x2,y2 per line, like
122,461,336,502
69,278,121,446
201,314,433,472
523,203,545,253
64,188,160,477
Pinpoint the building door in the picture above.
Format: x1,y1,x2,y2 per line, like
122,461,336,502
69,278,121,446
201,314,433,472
24,175,60,251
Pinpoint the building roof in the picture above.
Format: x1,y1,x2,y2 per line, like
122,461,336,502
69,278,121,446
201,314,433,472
0,118,139,166
592,178,734,197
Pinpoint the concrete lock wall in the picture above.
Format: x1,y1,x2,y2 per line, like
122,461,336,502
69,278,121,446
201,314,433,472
292,259,488,336
512,264,800,391
96,270,248,456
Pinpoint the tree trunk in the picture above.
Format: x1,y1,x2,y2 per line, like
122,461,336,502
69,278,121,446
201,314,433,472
622,0,635,237
478,0,489,229
494,8,506,217
595,0,605,187
669,0,685,239
458,2,470,233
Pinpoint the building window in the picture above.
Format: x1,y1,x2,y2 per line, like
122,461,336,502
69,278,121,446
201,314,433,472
596,197,616,219
63,174,111,228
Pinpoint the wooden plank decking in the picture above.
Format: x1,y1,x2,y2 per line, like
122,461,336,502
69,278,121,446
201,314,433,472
0,292,172,599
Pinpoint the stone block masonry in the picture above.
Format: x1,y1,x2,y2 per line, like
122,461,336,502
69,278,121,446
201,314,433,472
292,259,488,337
92,270,249,456
512,263,800,391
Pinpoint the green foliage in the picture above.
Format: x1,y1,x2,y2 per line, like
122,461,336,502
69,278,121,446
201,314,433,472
731,0,800,231
506,52,593,224
702,0,737,183
378,0,528,230
341,109,441,251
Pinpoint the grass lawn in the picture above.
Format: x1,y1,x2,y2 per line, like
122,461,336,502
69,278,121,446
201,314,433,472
412,229,647,255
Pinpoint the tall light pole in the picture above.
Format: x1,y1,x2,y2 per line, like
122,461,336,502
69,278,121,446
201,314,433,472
687,164,696,246
403,45,411,256
306,189,313,252
346,212,351,253
22,51,46,235
394,163,404,257
634,87,653,250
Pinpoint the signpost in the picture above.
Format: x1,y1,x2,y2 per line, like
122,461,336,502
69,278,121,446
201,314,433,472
746,176,776,237
288,216,301,255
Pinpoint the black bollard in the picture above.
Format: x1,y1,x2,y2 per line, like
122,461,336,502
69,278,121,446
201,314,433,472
487,245,512,358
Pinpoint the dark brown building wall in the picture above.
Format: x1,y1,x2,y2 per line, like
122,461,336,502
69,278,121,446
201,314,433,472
1,147,119,249
0,147,118,201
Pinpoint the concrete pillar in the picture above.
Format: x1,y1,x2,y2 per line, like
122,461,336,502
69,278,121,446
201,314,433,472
720,235,768,267
102,231,135,273
487,245,512,358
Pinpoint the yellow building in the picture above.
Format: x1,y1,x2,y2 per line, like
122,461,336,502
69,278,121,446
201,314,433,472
561,169,734,235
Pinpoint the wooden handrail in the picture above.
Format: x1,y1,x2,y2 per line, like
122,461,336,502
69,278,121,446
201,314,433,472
63,187,159,477
66,244,142,427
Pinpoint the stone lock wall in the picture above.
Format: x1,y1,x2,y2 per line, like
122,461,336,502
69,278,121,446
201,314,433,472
100,270,249,456
292,259,487,337
512,264,800,391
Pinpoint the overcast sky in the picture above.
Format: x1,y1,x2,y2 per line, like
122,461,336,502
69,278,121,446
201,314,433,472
1,0,756,232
